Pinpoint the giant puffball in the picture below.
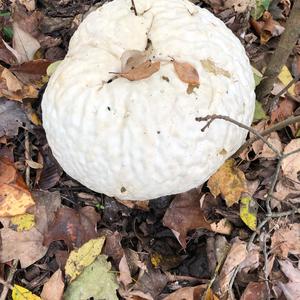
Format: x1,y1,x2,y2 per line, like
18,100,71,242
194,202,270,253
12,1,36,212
42,0,255,200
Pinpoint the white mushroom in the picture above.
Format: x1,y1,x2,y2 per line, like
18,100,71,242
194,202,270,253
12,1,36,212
42,0,255,200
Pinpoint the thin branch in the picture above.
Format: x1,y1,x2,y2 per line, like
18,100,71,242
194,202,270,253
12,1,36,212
256,0,300,102
131,0,137,15
237,115,300,155
195,114,281,156
262,230,271,300
0,260,18,300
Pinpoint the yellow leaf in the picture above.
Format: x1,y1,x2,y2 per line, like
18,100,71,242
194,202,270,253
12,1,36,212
150,252,162,268
207,159,246,207
240,196,258,231
10,213,35,232
278,66,296,96
204,287,219,300
12,284,41,300
65,236,106,282
46,60,62,77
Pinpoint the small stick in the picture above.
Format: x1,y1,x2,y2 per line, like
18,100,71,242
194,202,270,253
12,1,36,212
195,114,281,156
0,260,18,300
24,130,30,187
262,230,271,300
131,0,137,15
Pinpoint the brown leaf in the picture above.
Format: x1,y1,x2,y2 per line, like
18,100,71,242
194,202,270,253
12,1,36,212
119,60,160,81
44,206,100,249
118,254,132,288
162,189,211,249
0,39,18,65
0,99,31,137
116,199,149,211
219,239,248,295
40,269,65,300
10,59,52,75
121,50,148,73
271,98,296,123
271,223,300,258
102,230,124,265
0,227,48,268
282,139,300,189
12,22,40,63
207,159,247,207
278,260,300,300
241,282,268,300
0,157,35,217
173,61,199,85
163,285,206,300
259,132,282,159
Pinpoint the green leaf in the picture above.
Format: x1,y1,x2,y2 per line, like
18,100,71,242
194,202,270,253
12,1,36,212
64,255,118,300
0,11,10,17
251,0,270,20
240,196,258,231
3,26,13,41
254,100,267,122
252,66,263,87
46,60,62,76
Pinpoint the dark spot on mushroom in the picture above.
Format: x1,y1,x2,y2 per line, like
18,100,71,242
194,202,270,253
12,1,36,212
121,186,126,193
162,76,170,82
107,79,113,83
219,148,227,155
145,39,152,50
297,171,300,181
107,106,111,111
157,131,160,134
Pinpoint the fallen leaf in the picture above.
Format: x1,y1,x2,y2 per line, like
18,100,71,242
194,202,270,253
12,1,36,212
0,227,48,268
201,59,230,78
10,59,52,75
239,244,260,273
240,196,258,231
278,260,300,300
46,60,62,77
163,285,206,300
0,157,35,217
19,0,36,11
119,60,160,81
204,287,219,300
0,99,31,137
173,61,199,85
40,269,65,300
12,284,41,300
252,67,263,86
224,0,255,13
102,230,124,265
44,206,100,249
0,38,17,64
0,66,38,101
251,0,271,19
210,218,233,235
241,282,268,300
10,213,35,232
162,189,211,248
271,223,300,257
254,100,267,122
33,190,61,234
278,65,296,96
118,254,132,288
65,236,106,282
259,132,282,159
64,255,118,300
208,159,247,207
133,267,168,299
281,139,300,188
271,98,296,123
120,50,148,73
219,239,248,295
12,22,40,63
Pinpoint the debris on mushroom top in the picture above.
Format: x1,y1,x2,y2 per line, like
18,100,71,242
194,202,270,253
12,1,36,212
42,0,255,200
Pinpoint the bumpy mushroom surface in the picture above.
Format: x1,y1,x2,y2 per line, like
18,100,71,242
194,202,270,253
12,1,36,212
42,0,255,200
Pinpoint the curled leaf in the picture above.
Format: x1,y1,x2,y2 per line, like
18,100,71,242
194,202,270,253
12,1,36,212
119,60,160,81
173,61,199,85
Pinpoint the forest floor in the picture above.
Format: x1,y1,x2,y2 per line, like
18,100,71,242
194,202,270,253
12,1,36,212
0,0,299,299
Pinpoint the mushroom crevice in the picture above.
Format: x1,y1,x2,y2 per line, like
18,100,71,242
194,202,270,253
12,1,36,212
42,0,255,200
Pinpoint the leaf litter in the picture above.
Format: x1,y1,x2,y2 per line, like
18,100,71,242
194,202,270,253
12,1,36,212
0,0,300,299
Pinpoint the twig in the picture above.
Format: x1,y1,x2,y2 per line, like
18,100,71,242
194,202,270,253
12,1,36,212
131,0,137,15
195,115,281,156
256,0,300,103
0,260,18,300
268,207,300,218
24,130,30,187
262,230,271,300
0,278,13,290
237,115,300,155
